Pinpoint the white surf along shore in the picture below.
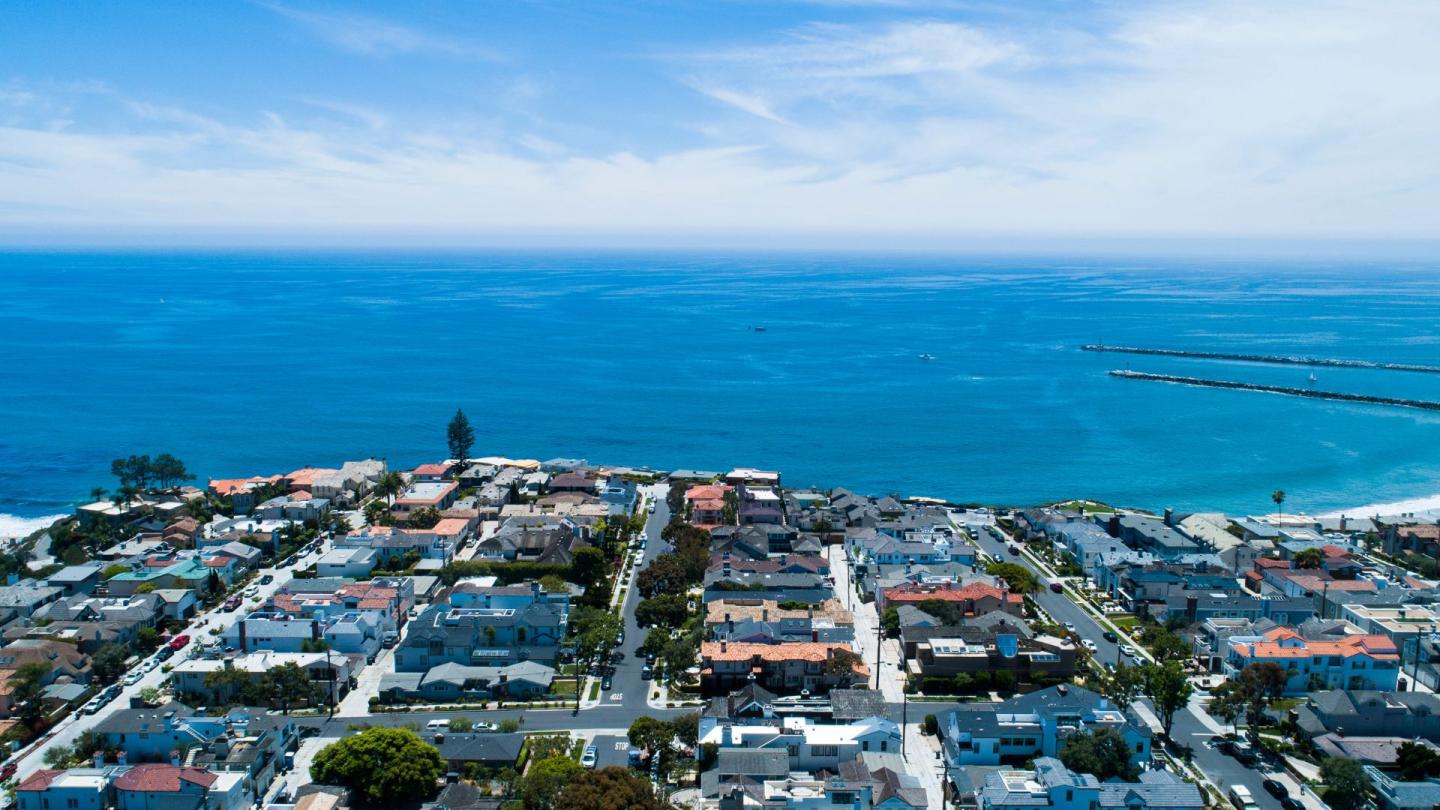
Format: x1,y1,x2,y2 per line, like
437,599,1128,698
0,513,67,544
1319,493,1440,521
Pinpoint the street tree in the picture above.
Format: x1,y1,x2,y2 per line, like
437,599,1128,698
1141,661,1193,738
1100,663,1146,706
661,636,698,681
634,594,689,628
309,727,443,807
446,408,475,464
91,644,130,685
1208,662,1288,737
984,562,1038,593
628,716,674,754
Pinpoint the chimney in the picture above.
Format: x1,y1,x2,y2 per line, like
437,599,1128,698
93,752,105,768
169,750,181,767
118,751,128,766
1107,515,1120,537
762,608,769,622
1057,684,1069,696
163,711,175,731
1164,508,1174,526
720,640,728,654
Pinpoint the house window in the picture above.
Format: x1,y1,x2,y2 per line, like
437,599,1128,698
862,741,870,751
811,745,838,757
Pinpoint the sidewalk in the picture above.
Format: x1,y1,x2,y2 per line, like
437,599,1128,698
829,544,904,703
902,724,944,809
337,646,396,715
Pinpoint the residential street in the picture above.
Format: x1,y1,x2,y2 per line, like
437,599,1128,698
8,537,334,785
605,483,672,711
827,542,941,808
957,511,1135,666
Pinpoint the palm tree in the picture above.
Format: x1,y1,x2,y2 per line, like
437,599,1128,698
89,486,106,502
1271,489,1286,528
112,485,140,510
376,472,406,506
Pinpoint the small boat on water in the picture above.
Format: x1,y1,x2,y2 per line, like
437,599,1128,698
918,353,935,361
753,325,766,332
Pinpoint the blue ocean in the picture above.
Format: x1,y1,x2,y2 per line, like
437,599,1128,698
5,250,1440,529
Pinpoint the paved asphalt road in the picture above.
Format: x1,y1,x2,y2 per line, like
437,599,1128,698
958,512,1130,666
11,535,336,785
961,514,1308,810
292,703,691,736
1172,705,1286,810
605,486,672,709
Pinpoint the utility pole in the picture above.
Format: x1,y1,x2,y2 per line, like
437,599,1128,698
901,691,908,756
874,602,883,690
937,749,950,810
326,647,336,718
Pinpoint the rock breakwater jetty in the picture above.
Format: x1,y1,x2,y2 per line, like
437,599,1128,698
1109,370,1440,412
1082,344,1440,375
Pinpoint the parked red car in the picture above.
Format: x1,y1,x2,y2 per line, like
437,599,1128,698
168,634,191,650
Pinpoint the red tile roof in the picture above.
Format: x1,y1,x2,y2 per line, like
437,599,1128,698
17,770,64,792
208,475,281,496
412,463,451,476
882,581,1021,606
114,764,218,793
1231,628,1398,661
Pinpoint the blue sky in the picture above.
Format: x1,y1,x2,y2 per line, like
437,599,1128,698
1,1,1438,248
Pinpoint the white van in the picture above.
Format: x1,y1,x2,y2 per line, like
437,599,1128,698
425,719,450,732
1229,785,1258,810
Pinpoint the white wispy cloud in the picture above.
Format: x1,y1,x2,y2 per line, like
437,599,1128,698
1,0,1439,246
726,20,1027,79
689,85,790,125
261,2,487,59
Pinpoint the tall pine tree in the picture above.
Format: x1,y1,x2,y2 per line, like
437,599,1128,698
446,408,475,464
